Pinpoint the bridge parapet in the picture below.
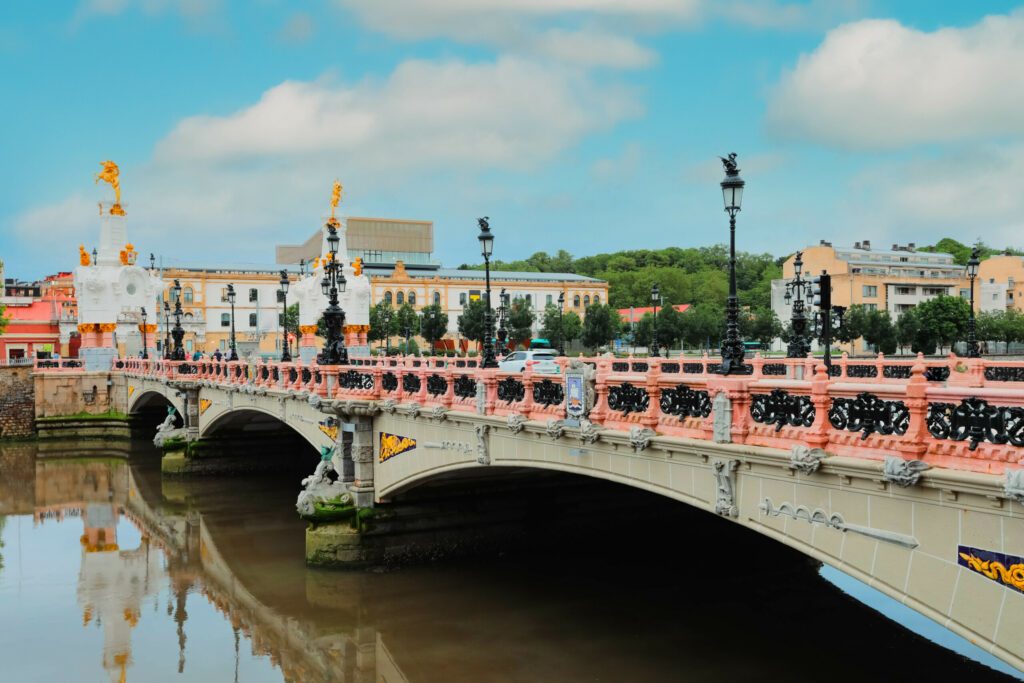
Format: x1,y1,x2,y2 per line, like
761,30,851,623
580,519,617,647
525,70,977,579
112,352,1024,476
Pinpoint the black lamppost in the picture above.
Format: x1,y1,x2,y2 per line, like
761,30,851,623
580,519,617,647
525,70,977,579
170,279,185,361
140,307,149,359
556,292,566,355
163,300,171,359
496,288,509,354
966,247,981,358
783,251,813,358
382,306,392,355
149,253,155,271
650,283,661,357
226,284,239,361
318,221,349,365
719,153,747,374
477,217,498,368
278,270,292,362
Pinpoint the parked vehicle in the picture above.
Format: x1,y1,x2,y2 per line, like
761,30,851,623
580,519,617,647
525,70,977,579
498,349,560,374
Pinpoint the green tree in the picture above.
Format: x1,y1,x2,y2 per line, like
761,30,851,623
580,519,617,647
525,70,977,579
394,303,420,343
0,304,8,336
862,309,897,355
895,308,924,354
369,301,398,346
915,295,970,354
507,298,535,346
283,303,300,334
540,304,582,348
581,303,621,350
654,304,684,350
457,299,489,347
419,304,449,353
679,303,724,351
740,307,783,349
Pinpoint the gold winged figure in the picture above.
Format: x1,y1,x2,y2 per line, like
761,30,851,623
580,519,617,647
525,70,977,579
95,161,126,216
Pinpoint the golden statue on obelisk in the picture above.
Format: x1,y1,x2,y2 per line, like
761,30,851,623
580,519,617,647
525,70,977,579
95,160,126,216
328,179,342,225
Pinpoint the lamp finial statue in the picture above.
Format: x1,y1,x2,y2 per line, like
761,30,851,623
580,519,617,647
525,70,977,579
478,216,489,230
95,160,126,216
720,152,739,175
329,179,343,222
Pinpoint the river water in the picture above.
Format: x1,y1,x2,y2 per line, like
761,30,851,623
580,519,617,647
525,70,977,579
0,441,1020,682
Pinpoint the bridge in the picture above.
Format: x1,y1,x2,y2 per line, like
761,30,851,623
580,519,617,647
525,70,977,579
37,351,1024,673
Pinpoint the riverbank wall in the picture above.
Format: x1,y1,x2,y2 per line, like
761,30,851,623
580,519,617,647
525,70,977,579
0,366,36,439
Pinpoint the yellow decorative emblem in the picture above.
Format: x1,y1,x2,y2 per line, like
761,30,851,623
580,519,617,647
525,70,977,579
95,160,126,216
352,256,363,276
958,549,1024,593
199,398,212,415
79,245,91,266
299,324,319,335
319,422,339,441
379,432,417,462
127,386,135,397
328,179,343,226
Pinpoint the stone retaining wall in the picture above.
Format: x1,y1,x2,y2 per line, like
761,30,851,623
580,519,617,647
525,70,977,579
0,367,36,438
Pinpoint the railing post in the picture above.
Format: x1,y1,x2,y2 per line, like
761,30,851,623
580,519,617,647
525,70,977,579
641,360,661,429
588,357,611,424
521,366,536,416
803,361,831,450
897,353,930,459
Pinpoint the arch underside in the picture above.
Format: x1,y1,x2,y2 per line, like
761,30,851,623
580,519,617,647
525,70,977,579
201,407,323,455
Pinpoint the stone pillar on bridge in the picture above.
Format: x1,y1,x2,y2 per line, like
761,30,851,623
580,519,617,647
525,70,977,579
348,417,375,508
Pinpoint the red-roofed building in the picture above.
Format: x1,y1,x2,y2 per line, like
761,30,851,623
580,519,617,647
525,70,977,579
617,304,690,323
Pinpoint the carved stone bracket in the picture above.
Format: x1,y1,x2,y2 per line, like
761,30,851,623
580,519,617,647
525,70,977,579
475,424,490,465
506,413,526,434
307,393,323,410
789,445,827,475
882,455,930,487
381,398,397,414
545,419,565,440
579,419,602,445
427,406,447,421
712,458,740,517
712,391,732,444
1005,469,1024,504
629,426,656,452
404,402,421,418
475,380,487,415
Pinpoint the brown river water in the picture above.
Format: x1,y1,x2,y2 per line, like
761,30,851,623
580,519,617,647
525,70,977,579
0,440,1020,682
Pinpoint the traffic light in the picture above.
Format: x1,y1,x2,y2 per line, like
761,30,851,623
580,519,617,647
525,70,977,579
811,272,831,311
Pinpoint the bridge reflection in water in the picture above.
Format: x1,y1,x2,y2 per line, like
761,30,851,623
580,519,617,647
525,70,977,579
0,444,1020,682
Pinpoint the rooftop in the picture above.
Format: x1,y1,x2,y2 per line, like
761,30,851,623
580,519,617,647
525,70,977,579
364,267,604,283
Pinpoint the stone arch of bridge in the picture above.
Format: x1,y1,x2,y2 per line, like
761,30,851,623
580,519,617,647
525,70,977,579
127,387,186,423
378,456,1023,673
199,406,328,457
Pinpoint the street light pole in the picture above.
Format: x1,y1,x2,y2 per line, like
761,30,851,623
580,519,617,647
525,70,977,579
318,220,349,365
556,292,566,356
140,307,149,359
170,279,185,361
966,247,981,358
163,301,171,359
278,270,291,362
478,217,498,368
719,153,747,374
650,283,661,358
496,288,509,354
226,284,238,361
784,251,813,358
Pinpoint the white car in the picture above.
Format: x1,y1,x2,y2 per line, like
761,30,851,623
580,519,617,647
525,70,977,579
498,349,561,374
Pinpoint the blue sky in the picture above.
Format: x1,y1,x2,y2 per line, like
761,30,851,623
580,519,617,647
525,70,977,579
2,0,1024,279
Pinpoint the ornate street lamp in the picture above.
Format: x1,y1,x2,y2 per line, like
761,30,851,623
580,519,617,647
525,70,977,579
966,247,981,358
149,253,156,271
496,288,509,353
278,270,292,362
162,300,171,359
317,220,349,365
650,283,661,358
140,307,149,360
557,291,565,356
719,152,747,374
477,217,498,368
784,251,814,358
226,283,239,361
91,247,98,264
170,279,185,361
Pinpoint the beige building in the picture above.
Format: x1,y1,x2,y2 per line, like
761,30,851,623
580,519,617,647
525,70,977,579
977,254,1024,313
772,240,972,352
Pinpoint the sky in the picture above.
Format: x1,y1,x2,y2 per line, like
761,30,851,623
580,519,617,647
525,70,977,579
2,0,1024,280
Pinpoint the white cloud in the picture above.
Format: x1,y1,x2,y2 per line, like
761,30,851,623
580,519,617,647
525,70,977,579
155,57,641,169
72,0,223,30
767,12,1024,148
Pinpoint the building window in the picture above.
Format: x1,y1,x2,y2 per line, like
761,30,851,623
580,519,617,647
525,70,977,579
959,289,970,298
862,285,877,297
573,295,581,307
186,340,193,352
433,291,441,306
546,294,553,305
220,287,229,302
183,287,194,304
384,291,393,306
459,293,467,306
396,291,404,305
895,286,915,296
249,288,258,302
220,313,230,327
584,295,591,307
249,313,257,327
278,313,284,327
219,339,226,351
864,303,878,311
922,287,946,296
594,295,600,305
993,293,999,301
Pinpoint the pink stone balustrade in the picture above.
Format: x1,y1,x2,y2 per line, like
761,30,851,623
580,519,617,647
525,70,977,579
98,352,1024,475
